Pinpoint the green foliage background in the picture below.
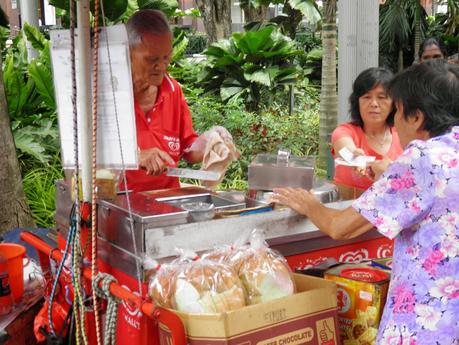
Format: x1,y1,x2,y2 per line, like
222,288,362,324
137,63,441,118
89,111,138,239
180,88,319,190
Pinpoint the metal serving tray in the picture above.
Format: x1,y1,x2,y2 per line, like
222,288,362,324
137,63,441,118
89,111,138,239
97,187,246,253
155,193,245,211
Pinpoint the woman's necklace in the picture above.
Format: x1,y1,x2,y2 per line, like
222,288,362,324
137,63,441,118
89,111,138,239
366,127,390,147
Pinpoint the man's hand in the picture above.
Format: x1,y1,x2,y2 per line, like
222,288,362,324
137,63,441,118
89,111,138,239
139,148,175,175
184,126,237,163
366,157,392,181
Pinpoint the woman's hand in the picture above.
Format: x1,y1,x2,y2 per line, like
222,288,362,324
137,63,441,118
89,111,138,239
366,157,392,181
272,187,374,240
271,187,319,217
351,148,367,175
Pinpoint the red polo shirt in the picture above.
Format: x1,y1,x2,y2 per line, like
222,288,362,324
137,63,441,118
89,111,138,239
124,75,198,192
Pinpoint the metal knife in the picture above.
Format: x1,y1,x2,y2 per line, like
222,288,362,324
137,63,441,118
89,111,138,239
166,167,221,181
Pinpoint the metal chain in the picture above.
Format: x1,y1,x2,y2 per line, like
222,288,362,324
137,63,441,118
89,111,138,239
90,0,103,343
100,2,143,295
93,273,120,345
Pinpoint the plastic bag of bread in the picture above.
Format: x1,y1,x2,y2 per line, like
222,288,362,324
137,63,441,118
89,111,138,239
148,263,178,309
172,260,246,314
201,230,250,268
147,249,199,309
236,229,295,305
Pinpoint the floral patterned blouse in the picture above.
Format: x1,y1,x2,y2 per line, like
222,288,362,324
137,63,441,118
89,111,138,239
353,126,459,345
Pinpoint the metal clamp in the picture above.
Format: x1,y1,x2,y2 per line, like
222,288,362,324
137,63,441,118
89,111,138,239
276,148,291,166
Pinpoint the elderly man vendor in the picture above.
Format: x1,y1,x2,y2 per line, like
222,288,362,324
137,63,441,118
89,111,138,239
124,9,232,192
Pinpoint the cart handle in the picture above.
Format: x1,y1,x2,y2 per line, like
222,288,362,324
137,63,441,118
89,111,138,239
20,230,187,345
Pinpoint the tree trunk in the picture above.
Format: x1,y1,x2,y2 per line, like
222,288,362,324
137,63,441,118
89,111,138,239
317,0,337,176
414,1,422,62
398,47,404,71
195,0,232,43
242,4,269,23
0,54,35,233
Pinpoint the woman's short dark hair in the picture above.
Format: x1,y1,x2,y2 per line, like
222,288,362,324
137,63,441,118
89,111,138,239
388,60,459,138
419,37,448,60
349,67,395,128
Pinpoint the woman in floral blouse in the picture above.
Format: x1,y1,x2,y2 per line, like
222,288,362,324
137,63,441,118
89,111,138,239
272,60,459,344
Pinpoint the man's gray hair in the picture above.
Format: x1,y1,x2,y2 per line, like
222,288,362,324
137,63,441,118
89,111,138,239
126,9,171,47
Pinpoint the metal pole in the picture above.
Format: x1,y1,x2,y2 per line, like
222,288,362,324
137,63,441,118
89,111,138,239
19,0,39,61
77,0,93,202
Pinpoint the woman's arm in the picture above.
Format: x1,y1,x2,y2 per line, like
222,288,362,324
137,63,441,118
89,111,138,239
333,136,357,155
272,188,374,240
333,136,365,158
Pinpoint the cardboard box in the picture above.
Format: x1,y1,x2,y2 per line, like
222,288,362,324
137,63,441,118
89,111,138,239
324,264,390,345
159,274,340,345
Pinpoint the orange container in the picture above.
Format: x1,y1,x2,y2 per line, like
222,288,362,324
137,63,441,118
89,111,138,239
0,243,26,302
0,254,13,314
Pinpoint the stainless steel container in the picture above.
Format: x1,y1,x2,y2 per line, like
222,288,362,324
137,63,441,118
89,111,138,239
311,179,339,203
248,150,315,191
55,181,246,253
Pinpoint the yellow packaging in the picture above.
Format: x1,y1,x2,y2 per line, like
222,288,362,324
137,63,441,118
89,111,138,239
324,263,390,345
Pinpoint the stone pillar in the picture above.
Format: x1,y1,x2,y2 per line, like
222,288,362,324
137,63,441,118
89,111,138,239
19,0,39,61
337,0,379,124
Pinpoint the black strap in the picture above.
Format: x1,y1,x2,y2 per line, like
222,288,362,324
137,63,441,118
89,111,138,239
39,303,73,345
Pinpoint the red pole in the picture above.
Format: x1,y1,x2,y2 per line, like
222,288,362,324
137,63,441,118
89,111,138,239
20,231,186,345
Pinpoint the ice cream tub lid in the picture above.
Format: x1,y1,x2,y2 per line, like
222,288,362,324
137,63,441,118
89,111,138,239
340,267,389,283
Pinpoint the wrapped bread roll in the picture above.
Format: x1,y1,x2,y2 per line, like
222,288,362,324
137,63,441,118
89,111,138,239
148,264,179,309
227,229,296,305
238,247,295,305
148,250,199,309
172,261,246,314
202,245,248,273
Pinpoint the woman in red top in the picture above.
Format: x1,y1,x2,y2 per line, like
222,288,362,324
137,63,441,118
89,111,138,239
332,67,403,199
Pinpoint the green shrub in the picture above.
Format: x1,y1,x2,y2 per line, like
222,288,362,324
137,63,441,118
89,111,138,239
3,23,59,172
184,88,319,190
22,159,63,228
2,24,63,227
200,25,303,112
185,32,207,55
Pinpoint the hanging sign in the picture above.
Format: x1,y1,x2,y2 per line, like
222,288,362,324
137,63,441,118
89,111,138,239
50,25,138,169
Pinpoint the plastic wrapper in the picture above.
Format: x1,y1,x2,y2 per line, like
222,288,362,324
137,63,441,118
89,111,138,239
201,231,250,270
236,229,296,305
148,263,179,309
147,249,198,309
172,260,246,314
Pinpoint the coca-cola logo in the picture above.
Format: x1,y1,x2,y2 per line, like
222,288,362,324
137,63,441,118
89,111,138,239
299,257,328,270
